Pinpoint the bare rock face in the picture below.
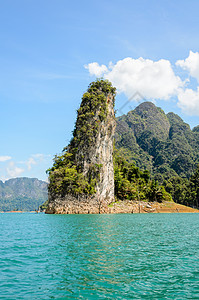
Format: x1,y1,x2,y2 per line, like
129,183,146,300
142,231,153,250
46,80,116,214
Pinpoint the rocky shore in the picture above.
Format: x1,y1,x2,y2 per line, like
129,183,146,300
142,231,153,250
46,200,199,214
108,201,199,213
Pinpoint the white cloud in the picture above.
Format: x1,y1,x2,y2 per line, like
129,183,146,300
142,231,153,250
19,154,51,170
85,53,199,116
178,87,199,115
0,153,52,181
0,156,12,162
85,57,183,100
7,162,24,178
176,51,199,82
26,157,37,170
85,62,108,77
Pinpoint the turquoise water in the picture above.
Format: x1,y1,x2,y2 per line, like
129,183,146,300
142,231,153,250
0,213,199,299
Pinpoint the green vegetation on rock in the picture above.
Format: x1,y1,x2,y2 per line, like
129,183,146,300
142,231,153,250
47,79,116,199
70,80,115,149
48,152,97,197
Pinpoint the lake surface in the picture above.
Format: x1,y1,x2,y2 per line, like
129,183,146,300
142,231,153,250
0,213,199,299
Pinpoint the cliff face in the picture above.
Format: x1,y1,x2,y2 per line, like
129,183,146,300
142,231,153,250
46,80,116,214
72,93,115,203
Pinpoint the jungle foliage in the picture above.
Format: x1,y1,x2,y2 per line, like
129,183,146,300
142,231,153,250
164,165,199,208
47,79,116,198
114,150,172,203
115,101,199,207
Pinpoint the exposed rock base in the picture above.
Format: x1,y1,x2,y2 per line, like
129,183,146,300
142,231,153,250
46,200,199,214
45,195,110,214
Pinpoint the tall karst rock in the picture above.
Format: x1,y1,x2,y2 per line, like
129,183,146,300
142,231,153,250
46,79,116,214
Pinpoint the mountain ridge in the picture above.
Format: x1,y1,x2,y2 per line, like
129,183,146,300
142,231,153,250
115,101,199,180
0,177,48,211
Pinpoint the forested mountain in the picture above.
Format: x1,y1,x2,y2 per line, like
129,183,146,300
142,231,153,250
115,102,199,206
115,102,199,180
0,177,48,211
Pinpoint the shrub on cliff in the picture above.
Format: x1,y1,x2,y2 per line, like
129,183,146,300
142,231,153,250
47,79,116,198
114,150,172,202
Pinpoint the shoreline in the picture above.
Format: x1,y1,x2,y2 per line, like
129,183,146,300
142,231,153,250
108,201,199,214
1,202,199,214
46,200,199,214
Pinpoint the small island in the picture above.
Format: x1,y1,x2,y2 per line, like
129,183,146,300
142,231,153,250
46,79,116,213
45,80,199,214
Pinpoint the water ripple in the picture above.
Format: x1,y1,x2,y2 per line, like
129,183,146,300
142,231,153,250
0,213,199,299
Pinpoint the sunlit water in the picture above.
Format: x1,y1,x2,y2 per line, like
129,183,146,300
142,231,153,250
0,213,199,299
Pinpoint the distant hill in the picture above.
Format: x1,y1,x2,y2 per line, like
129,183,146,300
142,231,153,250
0,177,48,211
115,102,199,181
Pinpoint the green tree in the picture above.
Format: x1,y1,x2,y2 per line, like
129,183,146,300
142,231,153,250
187,165,199,208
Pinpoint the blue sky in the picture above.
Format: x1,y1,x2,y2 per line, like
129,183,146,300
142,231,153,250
1,0,199,181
